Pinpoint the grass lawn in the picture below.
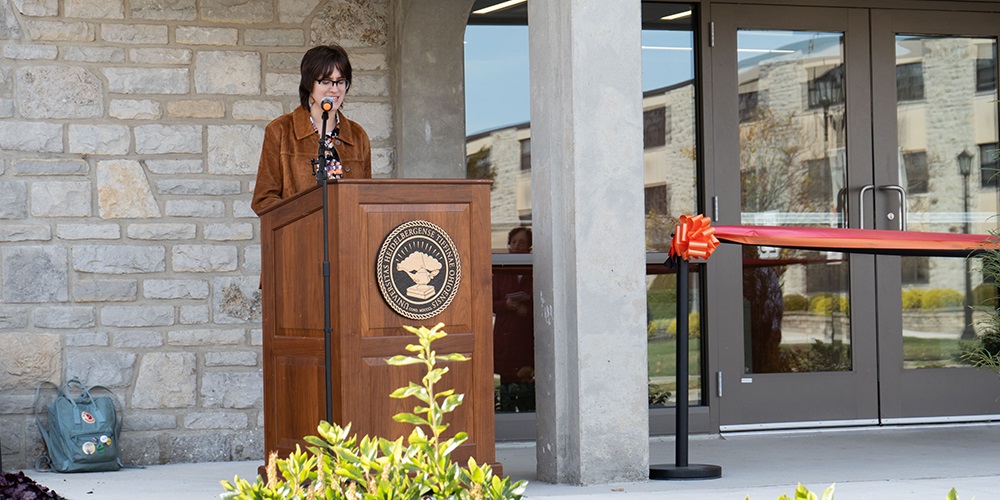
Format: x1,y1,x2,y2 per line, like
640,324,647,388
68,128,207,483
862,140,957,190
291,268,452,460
648,337,702,380
902,336,973,368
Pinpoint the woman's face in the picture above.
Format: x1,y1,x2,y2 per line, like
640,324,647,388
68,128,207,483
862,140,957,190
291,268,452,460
310,67,347,114
508,231,531,254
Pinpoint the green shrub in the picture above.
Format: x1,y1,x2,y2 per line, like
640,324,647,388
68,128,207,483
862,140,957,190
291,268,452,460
666,311,701,339
647,318,672,339
774,483,834,500
973,282,998,307
783,294,809,312
807,340,851,372
749,485,966,500
961,330,1000,377
902,289,924,309
221,323,527,500
495,381,535,413
648,383,671,406
808,295,849,315
922,288,964,309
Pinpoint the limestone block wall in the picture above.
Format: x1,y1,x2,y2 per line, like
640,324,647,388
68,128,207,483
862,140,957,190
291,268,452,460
0,0,392,468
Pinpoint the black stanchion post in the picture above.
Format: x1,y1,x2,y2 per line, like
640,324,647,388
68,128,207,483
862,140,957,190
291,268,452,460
650,256,721,480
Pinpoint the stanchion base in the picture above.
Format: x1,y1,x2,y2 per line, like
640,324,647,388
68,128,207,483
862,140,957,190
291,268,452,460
649,463,722,480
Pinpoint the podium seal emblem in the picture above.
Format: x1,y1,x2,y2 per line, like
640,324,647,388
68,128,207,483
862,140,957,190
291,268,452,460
376,220,462,320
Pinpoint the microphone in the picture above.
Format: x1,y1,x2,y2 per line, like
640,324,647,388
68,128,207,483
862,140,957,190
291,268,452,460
320,96,336,112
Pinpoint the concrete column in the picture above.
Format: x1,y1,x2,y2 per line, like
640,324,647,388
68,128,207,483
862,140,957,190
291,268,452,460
528,0,649,485
390,0,473,178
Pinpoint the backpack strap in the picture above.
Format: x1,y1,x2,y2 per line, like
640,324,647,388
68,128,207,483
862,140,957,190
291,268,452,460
34,454,52,472
84,384,124,438
32,380,58,415
32,381,59,472
82,383,144,470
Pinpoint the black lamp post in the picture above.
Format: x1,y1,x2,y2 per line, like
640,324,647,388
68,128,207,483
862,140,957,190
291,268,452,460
958,149,976,340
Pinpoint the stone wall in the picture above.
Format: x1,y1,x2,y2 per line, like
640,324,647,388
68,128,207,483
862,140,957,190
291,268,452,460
0,0,392,468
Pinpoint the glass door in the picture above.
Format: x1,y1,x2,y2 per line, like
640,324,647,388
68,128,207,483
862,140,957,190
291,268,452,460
871,9,1000,421
712,5,1000,429
711,5,881,429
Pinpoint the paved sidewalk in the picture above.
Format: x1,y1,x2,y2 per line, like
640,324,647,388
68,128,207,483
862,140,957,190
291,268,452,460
19,423,1000,499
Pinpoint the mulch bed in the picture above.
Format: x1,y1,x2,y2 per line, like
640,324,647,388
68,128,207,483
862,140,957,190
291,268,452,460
0,471,66,500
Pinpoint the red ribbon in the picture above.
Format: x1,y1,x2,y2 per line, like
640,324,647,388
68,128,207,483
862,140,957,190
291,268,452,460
669,214,720,261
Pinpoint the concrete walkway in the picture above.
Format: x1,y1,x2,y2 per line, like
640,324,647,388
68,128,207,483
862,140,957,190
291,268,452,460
19,423,1000,499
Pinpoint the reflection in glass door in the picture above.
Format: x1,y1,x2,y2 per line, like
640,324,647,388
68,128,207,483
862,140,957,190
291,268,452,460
872,9,1000,420
738,30,853,376
712,5,880,429
894,35,1000,369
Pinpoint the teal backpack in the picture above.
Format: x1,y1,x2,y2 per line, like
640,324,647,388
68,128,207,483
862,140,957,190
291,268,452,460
34,378,124,473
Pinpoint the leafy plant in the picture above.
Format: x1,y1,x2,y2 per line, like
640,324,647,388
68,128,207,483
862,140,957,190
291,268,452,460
783,294,809,312
466,146,497,190
746,483,835,500
221,323,527,500
902,289,925,309
961,330,1000,377
648,383,672,406
0,471,65,500
748,484,971,500
808,294,849,315
667,310,701,339
495,381,535,413
806,340,851,372
647,318,672,339
777,483,835,500
922,288,964,309
967,233,1000,381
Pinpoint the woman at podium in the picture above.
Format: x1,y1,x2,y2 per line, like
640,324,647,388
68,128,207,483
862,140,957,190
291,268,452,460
252,44,373,215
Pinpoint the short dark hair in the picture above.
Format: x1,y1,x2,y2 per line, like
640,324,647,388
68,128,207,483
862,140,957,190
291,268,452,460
508,227,532,246
299,45,352,110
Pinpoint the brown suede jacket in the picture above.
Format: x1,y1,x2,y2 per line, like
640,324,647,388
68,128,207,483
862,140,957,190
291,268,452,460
251,106,372,215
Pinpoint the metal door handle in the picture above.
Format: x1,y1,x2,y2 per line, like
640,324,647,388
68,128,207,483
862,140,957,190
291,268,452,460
879,184,907,230
857,185,874,229
836,187,849,228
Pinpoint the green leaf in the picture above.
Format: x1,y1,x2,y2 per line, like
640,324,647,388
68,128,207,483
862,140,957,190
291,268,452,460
390,383,426,399
386,355,423,366
424,367,447,385
819,483,836,500
792,483,816,500
947,487,958,500
440,434,468,455
440,394,465,413
437,352,469,362
393,412,429,427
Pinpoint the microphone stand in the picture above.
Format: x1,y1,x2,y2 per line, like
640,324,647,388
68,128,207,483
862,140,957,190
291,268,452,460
313,108,335,425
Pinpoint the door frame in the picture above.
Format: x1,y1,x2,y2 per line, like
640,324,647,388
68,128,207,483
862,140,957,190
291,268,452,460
870,8,1000,422
709,3,881,430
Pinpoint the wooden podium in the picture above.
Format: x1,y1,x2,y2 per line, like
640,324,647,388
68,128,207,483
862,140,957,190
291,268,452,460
258,179,496,468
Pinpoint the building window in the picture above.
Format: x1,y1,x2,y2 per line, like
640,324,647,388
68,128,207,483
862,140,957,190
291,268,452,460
981,143,999,188
902,257,930,285
644,108,666,149
644,184,670,216
519,138,531,171
807,66,845,109
802,158,832,202
739,91,759,123
902,151,929,194
896,62,924,102
977,43,997,92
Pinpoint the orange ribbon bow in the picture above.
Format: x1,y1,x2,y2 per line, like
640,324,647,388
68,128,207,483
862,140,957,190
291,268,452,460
669,214,720,261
